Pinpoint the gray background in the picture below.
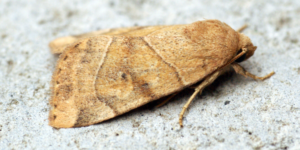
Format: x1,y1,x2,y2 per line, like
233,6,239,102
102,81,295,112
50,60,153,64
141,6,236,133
1,0,299,149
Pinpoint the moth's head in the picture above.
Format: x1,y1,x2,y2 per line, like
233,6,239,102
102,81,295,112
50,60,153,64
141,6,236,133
236,33,257,62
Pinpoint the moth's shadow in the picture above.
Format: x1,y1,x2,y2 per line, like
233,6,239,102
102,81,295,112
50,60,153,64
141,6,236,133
98,69,237,126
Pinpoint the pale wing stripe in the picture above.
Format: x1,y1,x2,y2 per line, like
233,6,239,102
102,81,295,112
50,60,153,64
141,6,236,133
93,37,117,114
143,37,187,85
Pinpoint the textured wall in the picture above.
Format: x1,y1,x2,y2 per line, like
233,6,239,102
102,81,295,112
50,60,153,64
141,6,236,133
0,0,299,149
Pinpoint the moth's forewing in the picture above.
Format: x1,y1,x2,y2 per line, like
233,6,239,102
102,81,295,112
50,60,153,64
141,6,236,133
49,20,240,128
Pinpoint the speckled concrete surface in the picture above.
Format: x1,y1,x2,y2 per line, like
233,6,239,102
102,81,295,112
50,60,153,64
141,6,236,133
1,0,300,149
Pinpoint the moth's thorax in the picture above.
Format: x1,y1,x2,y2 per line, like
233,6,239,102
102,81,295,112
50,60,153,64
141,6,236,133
238,33,257,60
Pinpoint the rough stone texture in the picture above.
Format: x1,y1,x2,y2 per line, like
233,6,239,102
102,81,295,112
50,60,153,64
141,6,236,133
0,0,299,149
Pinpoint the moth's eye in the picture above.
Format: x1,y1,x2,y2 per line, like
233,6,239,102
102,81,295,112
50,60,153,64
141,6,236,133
235,49,246,62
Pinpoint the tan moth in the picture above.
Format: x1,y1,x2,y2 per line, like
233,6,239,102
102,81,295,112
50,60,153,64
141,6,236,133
48,20,274,128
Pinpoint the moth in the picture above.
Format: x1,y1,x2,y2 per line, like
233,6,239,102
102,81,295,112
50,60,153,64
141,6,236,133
48,20,274,128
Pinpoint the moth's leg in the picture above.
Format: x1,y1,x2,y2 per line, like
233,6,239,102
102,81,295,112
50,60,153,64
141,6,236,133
237,25,248,32
155,92,178,108
231,63,275,80
179,69,222,127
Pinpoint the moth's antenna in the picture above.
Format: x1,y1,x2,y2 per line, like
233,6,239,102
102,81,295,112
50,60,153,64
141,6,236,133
237,24,247,32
